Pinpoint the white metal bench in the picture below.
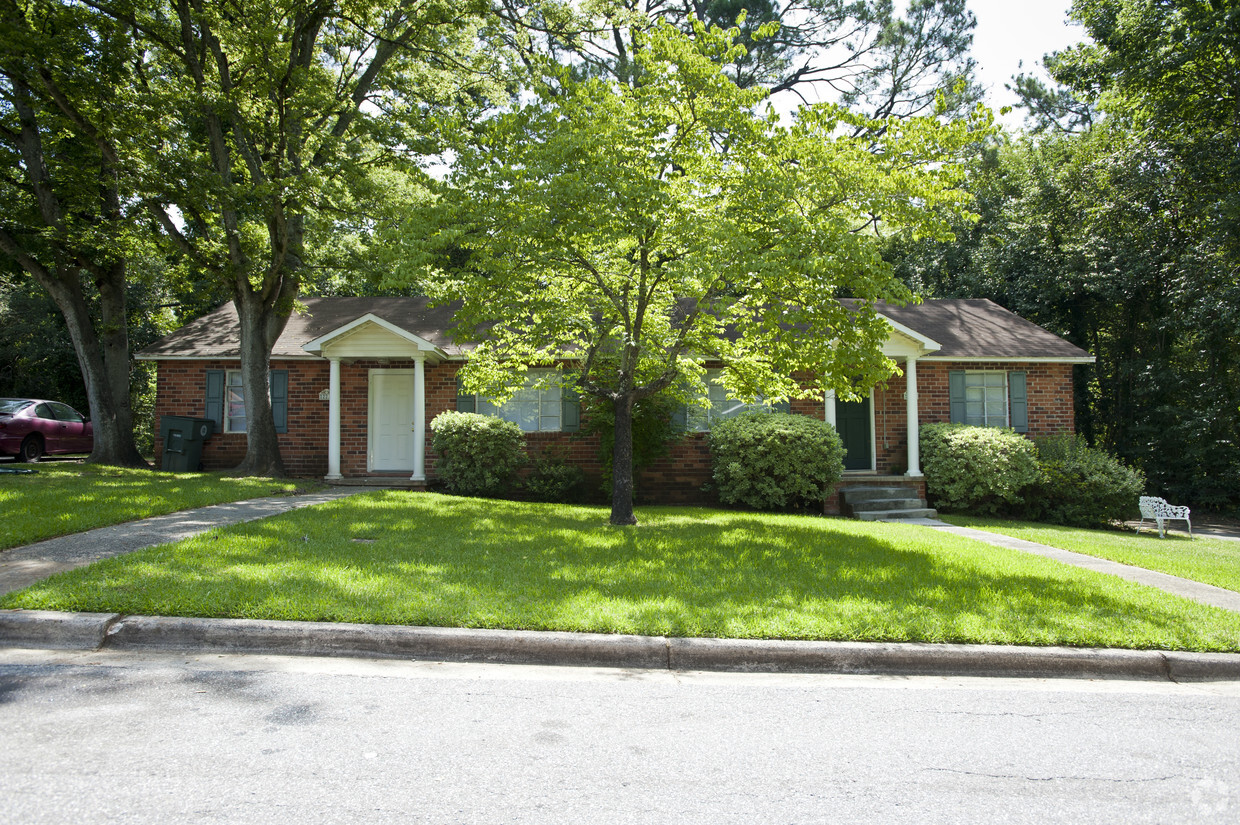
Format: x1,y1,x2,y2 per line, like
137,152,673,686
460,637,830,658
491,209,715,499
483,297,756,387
1137,496,1192,539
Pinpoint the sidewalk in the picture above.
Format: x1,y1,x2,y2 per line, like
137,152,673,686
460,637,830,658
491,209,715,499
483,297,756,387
0,488,366,596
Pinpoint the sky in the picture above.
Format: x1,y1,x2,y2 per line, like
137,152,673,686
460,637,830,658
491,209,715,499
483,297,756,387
966,0,1090,128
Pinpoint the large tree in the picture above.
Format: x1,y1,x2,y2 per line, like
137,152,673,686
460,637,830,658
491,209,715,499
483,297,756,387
889,124,1240,508
1053,0,1240,266
496,0,981,119
399,19,984,524
104,0,494,475
0,0,148,465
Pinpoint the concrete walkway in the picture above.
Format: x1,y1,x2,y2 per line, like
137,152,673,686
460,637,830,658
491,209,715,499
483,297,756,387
0,488,366,596
904,518,1240,614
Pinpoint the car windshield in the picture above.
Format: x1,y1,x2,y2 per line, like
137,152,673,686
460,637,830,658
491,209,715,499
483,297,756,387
0,399,33,415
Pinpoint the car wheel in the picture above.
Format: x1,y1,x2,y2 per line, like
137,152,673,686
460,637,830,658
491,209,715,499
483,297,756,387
19,435,43,463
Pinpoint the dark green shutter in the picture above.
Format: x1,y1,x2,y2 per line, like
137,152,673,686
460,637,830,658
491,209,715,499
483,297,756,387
561,386,580,433
205,370,224,431
270,370,288,433
772,398,791,414
455,374,475,412
1008,371,1028,433
948,371,966,424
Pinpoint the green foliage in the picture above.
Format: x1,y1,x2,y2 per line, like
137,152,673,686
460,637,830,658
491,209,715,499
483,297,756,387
1024,433,1145,527
397,18,988,523
920,423,1041,515
709,412,844,511
523,446,588,504
581,393,683,499
430,411,526,497
510,0,981,120
890,122,1240,510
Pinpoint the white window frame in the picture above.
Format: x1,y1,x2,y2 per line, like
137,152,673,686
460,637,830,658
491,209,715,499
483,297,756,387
225,369,247,433
476,369,563,433
963,371,1008,429
686,369,771,432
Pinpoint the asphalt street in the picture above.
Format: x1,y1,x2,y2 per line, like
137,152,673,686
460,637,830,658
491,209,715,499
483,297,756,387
2,647,1238,824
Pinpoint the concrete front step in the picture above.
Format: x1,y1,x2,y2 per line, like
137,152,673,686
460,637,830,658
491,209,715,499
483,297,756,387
326,476,428,490
840,486,912,504
856,508,939,521
850,497,927,512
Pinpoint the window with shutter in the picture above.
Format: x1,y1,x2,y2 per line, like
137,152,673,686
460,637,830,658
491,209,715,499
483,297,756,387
466,369,581,433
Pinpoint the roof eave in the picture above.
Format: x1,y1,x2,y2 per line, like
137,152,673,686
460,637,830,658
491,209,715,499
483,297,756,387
919,355,1096,364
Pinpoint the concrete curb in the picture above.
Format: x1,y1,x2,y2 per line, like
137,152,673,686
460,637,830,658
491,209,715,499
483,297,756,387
4,609,1240,682
0,609,120,650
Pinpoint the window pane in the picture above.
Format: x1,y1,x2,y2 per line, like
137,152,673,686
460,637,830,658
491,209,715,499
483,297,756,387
515,400,539,432
477,370,565,433
226,371,247,433
50,403,82,422
964,372,1008,428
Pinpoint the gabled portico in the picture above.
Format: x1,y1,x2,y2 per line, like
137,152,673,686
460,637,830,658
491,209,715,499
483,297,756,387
824,314,941,477
302,313,450,482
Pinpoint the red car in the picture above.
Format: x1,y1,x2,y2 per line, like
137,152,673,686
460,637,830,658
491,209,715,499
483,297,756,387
0,398,94,462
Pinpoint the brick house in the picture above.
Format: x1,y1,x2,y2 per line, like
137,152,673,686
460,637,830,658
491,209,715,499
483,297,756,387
137,297,1092,505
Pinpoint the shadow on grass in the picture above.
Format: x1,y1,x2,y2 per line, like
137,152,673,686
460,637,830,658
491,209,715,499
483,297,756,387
8,491,1240,650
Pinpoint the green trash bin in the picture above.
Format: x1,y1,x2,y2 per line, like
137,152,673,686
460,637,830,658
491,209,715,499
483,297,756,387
160,416,215,472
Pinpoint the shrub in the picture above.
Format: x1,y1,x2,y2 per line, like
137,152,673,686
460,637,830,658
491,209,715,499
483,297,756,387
524,446,588,503
920,423,1041,514
430,411,525,497
1024,433,1145,526
709,412,844,511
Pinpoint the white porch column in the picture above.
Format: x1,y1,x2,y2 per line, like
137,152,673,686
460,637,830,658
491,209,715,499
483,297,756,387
326,357,342,480
411,354,426,482
825,390,837,427
905,356,922,477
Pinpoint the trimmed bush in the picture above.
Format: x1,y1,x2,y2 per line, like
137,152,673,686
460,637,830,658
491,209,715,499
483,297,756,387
920,423,1041,514
1025,433,1145,527
524,446,588,503
430,411,525,497
709,412,844,511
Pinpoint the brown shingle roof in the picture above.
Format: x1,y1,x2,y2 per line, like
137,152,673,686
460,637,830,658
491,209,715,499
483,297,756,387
137,296,1091,362
873,298,1092,360
137,297,471,359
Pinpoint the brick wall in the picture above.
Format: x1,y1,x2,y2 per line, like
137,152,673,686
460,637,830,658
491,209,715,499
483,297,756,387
913,361,1076,434
153,359,330,476
152,358,1078,494
868,360,1077,475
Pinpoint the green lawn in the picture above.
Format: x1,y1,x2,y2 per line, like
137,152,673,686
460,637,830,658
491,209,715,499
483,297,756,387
942,515,1240,594
0,463,310,551
5,491,1240,651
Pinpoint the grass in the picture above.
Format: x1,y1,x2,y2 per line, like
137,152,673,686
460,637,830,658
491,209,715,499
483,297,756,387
941,515,1240,594
5,491,1240,652
0,463,311,551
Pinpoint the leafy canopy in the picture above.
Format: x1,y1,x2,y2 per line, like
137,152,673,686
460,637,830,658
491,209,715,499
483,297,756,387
396,18,987,408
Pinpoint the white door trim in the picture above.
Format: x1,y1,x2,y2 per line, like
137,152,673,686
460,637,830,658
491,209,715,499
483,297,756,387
368,369,416,473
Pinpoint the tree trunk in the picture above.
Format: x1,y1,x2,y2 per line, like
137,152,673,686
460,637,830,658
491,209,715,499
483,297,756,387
38,266,146,467
231,290,290,477
609,394,638,525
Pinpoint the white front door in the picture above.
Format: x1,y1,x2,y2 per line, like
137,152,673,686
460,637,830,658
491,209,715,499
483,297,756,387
369,370,415,471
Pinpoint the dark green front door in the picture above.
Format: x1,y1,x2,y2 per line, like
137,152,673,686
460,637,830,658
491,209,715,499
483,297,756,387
836,396,872,471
